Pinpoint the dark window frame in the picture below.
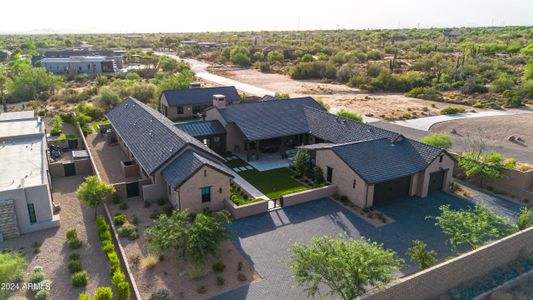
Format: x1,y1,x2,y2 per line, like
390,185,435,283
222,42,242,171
201,186,211,203
326,166,333,183
28,203,37,224
177,106,184,114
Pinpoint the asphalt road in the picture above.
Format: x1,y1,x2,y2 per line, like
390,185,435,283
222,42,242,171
372,121,533,164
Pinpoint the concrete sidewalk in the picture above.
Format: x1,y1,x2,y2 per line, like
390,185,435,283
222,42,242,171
392,110,515,131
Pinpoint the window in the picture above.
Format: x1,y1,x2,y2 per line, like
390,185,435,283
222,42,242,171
27,204,36,224
204,169,207,176
353,179,356,189
201,187,211,203
177,106,184,114
219,187,223,194
326,166,333,183
439,155,444,163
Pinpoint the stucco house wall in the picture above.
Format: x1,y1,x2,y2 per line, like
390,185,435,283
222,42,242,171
170,166,231,213
315,149,372,208
416,153,455,197
160,94,194,119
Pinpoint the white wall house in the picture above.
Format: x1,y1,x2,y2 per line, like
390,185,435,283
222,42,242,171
0,111,59,241
41,56,116,74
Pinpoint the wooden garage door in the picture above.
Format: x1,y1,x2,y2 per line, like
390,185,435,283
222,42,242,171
374,176,411,204
428,170,446,194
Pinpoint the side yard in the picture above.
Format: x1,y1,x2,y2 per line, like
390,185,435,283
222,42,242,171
0,176,112,300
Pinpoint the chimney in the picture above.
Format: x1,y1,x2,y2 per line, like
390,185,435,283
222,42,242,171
213,94,226,109
189,82,201,88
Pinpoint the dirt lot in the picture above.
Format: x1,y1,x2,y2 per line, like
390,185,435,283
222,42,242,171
430,113,533,148
107,198,260,300
218,68,472,120
2,176,112,300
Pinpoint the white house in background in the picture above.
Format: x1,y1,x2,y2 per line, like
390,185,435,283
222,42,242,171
0,111,59,241
41,56,116,74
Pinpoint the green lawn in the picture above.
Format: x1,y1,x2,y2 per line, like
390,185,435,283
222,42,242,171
90,120,110,132
226,156,309,199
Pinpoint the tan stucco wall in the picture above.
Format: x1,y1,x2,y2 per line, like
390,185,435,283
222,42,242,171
224,123,247,153
416,153,455,197
171,166,231,213
160,95,194,119
315,149,372,208
223,198,269,219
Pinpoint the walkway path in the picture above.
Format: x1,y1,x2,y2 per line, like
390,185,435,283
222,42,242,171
155,52,275,97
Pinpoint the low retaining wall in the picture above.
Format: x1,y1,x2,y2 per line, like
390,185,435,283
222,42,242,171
281,184,337,207
362,226,533,300
49,159,92,178
224,198,269,219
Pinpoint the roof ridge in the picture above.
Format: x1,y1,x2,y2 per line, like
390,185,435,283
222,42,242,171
161,86,237,94
219,96,316,107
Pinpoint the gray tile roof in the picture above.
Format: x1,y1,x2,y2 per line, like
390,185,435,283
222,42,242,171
174,120,226,137
331,137,444,184
106,97,221,175
303,107,398,143
161,150,233,189
162,86,240,106
216,97,325,141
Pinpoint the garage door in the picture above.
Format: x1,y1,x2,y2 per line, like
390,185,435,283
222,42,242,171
428,170,446,194
374,176,411,204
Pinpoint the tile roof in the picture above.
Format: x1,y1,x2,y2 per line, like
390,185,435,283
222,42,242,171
161,150,233,189
162,86,240,106
303,107,398,143
174,120,226,137
106,97,220,175
216,97,325,141
331,137,444,184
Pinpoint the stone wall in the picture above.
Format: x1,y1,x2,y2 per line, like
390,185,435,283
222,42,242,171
224,198,269,219
0,199,20,240
282,184,337,207
362,226,533,300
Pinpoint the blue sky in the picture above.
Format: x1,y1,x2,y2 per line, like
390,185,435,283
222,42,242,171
1,0,532,33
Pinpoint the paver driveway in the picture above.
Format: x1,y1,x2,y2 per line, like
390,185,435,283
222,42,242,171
212,192,521,300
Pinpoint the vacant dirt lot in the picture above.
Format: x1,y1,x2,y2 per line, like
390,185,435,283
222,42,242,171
218,68,472,120
430,113,533,148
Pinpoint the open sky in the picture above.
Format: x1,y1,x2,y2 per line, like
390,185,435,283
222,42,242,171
1,0,532,33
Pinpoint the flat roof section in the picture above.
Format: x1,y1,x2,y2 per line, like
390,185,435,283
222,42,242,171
0,119,43,139
0,135,45,192
0,111,35,122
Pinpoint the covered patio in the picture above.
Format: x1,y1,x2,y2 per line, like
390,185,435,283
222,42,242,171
239,134,308,170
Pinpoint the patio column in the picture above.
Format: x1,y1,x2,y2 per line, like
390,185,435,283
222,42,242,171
245,140,250,161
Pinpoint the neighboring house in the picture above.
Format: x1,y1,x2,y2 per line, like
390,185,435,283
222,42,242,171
205,96,455,206
160,86,240,120
443,31,464,39
40,48,125,69
106,97,233,213
0,50,11,61
0,111,59,241
41,56,117,74
251,45,301,59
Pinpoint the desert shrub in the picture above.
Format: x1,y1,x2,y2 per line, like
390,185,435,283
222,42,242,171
405,87,443,100
258,61,271,72
101,240,114,254
130,254,141,266
421,133,453,149
119,202,128,210
68,260,82,273
116,281,131,300
78,293,90,300
66,227,78,240
69,253,80,260
68,238,82,249
290,61,336,80
148,288,170,300
71,271,88,287
132,215,140,225
113,214,126,225
217,276,225,286
440,107,465,115
117,222,137,239
238,273,247,281
143,254,158,269
237,261,243,271
93,287,113,300
336,109,362,121
112,193,121,204
212,262,226,272
35,290,49,300
107,252,121,275
29,266,45,284
517,163,533,172
196,286,208,294
503,158,517,169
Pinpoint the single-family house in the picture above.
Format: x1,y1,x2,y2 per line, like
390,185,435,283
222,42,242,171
41,56,117,74
203,96,455,207
160,86,240,120
0,111,59,241
106,97,233,213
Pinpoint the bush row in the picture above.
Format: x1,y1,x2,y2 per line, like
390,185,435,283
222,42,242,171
96,216,131,300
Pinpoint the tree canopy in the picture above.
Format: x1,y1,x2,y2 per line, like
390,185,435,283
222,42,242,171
76,176,115,219
458,152,503,187
421,133,453,149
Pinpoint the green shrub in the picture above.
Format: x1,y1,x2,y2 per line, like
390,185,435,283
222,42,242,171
216,276,225,286
101,240,114,254
66,227,78,240
312,166,325,184
405,87,443,100
78,293,90,300
112,270,125,288
35,289,49,300
29,266,45,284
336,109,362,122
148,288,170,300
116,281,131,300
71,271,88,287
440,107,465,115
113,214,126,225
69,253,80,260
196,286,208,294
117,222,137,239
93,287,113,300
112,194,121,204
237,261,243,271
68,260,82,273
107,252,121,275
421,133,453,149
503,158,517,169
119,202,128,210
212,262,226,272
68,237,82,249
